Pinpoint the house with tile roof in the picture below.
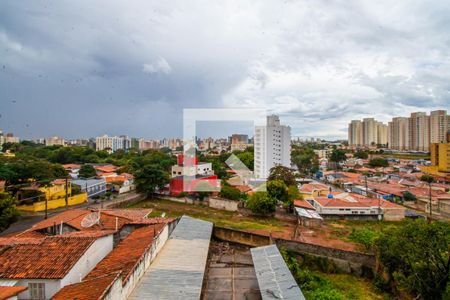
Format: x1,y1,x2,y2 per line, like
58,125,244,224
298,183,330,198
52,223,172,300
29,208,171,244
0,233,114,299
309,193,406,221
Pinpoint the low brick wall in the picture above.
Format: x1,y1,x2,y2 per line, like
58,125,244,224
208,197,240,212
213,226,376,274
106,193,147,208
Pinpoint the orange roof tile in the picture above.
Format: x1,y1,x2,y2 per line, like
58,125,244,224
94,165,119,173
53,225,166,300
294,200,315,210
105,176,127,183
84,225,164,283
52,272,121,300
299,183,329,193
31,209,159,232
0,236,96,279
0,286,27,299
63,164,81,170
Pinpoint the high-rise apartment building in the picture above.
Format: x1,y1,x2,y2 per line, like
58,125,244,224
409,112,430,152
348,118,387,147
348,120,363,147
254,115,291,179
388,117,410,150
376,122,388,145
95,135,125,152
362,118,378,146
430,110,448,144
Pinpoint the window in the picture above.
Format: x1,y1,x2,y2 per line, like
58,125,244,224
29,283,45,300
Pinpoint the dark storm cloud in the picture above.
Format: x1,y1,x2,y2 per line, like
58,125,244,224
0,0,449,140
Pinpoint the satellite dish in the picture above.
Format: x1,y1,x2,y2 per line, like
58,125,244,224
81,212,100,228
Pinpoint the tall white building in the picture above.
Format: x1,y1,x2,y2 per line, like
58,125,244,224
95,135,124,152
254,115,291,179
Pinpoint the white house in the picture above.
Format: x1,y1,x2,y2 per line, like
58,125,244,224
0,234,114,299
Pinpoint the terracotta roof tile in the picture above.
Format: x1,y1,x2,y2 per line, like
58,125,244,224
85,225,164,283
294,200,315,210
31,209,159,232
53,225,166,300
299,183,329,193
51,272,121,300
0,286,27,299
0,237,96,279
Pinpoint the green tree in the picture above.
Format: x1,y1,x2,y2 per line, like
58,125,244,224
131,150,174,197
0,193,20,232
235,151,254,171
368,158,389,167
329,149,346,165
246,192,276,215
133,164,169,197
267,180,288,203
219,185,243,201
291,145,319,176
354,150,369,159
268,166,296,186
376,220,450,299
78,164,97,178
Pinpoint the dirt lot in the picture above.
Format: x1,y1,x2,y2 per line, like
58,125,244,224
130,198,368,252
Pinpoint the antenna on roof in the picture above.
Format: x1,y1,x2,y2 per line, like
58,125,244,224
81,211,100,228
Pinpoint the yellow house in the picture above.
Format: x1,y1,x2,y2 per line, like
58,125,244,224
298,183,330,198
17,180,88,212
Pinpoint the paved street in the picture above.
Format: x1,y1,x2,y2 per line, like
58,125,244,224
0,192,140,236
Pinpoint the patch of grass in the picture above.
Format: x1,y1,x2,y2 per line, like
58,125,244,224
130,198,287,232
320,273,394,300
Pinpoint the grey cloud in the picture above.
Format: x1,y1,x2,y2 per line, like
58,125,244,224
0,0,449,140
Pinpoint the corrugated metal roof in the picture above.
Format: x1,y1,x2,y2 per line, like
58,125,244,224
295,207,323,220
129,215,213,300
251,245,305,300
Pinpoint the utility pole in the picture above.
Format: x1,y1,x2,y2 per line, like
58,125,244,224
364,174,369,197
428,181,432,221
65,176,69,210
45,197,48,219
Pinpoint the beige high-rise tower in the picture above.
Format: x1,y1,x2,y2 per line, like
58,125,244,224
388,117,410,150
430,110,448,144
363,118,378,146
376,122,388,146
348,120,363,147
409,112,430,152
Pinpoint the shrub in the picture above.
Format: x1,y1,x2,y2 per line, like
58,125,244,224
218,185,242,201
246,192,276,216
349,228,379,252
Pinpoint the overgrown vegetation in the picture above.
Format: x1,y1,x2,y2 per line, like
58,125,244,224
348,228,380,252
0,193,20,232
280,248,389,300
376,220,450,299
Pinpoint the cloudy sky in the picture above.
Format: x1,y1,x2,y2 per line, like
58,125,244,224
1,1,449,140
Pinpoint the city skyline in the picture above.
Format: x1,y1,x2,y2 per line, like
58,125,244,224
2,1,450,140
